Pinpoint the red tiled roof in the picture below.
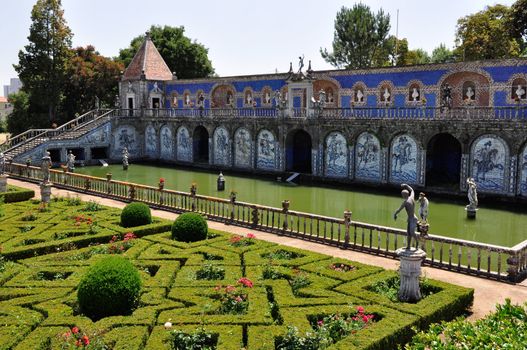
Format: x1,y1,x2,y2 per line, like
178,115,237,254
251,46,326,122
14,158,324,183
0,97,7,103
122,34,173,81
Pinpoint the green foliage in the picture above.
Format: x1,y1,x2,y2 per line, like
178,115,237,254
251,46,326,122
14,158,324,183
455,4,522,60
120,202,152,228
508,0,527,48
320,4,391,69
14,0,72,127
6,91,30,135
369,276,437,302
62,45,123,123
171,212,208,242
405,299,527,349
118,25,214,79
170,328,218,350
77,255,142,321
82,200,102,212
65,194,82,206
276,307,374,350
196,263,225,280
289,271,311,295
431,43,455,63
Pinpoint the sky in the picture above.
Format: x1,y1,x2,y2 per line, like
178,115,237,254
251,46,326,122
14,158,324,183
0,0,517,94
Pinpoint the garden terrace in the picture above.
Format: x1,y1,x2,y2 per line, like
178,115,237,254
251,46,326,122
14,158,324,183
0,197,473,349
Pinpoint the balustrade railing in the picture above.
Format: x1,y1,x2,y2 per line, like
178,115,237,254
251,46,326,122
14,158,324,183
7,162,527,283
115,106,527,121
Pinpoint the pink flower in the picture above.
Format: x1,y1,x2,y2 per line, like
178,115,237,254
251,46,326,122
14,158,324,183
237,277,254,288
230,235,242,243
71,326,79,334
317,320,324,327
246,233,256,239
362,315,369,323
225,285,236,293
357,306,364,314
123,232,136,241
82,335,90,346
235,296,243,303
159,178,165,183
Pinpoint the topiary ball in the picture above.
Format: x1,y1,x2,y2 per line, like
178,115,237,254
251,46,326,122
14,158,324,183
120,202,152,228
77,256,142,321
171,212,208,242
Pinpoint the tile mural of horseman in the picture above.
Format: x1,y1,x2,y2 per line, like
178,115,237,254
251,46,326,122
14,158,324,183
470,136,507,192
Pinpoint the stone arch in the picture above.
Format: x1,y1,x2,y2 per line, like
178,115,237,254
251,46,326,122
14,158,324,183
191,126,207,163
145,124,157,158
213,126,230,166
324,131,348,178
470,134,509,192
438,70,492,107
313,79,340,107
261,86,273,107
377,80,395,106
510,75,527,103
160,125,173,160
183,89,193,107
234,127,253,168
406,80,424,104
519,142,527,196
426,133,462,188
389,133,420,184
285,129,312,173
243,87,254,107
355,131,382,181
211,84,236,108
256,129,277,170
351,81,367,105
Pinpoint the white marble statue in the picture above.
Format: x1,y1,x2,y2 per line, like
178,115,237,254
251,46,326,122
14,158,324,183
466,86,474,100
383,88,391,102
264,92,271,104
393,183,418,249
411,87,419,101
515,85,525,100
122,147,129,167
41,151,52,183
418,192,429,222
466,177,478,209
66,150,75,172
356,89,364,102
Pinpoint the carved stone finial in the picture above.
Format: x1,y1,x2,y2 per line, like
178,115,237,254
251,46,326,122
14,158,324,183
145,31,151,39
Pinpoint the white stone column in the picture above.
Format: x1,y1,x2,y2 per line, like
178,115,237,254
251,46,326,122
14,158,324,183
396,248,426,302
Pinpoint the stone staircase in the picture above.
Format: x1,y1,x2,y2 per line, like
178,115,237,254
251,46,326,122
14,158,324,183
0,109,115,161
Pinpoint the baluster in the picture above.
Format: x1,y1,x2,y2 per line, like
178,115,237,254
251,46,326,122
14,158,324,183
385,232,389,252
448,245,452,269
497,253,502,278
467,249,472,270
361,228,365,247
310,219,313,236
377,230,381,251
337,223,341,243
369,228,372,249
297,216,300,234
303,217,307,234
330,222,334,241
431,242,435,264
353,225,357,245
271,211,275,228
457,246,462,270
394,233,398,250
317,219,320,237
487,254,491,275
323,220,326,239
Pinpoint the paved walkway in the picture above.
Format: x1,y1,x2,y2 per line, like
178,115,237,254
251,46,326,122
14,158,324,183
8,178,527,321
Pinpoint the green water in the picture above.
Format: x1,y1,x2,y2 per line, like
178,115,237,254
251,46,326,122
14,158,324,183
77,164,527,247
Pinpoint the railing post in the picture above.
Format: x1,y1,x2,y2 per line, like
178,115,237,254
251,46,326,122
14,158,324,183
507,252,519,282
190,183,197,211
282,200,290,233
229,193,236,223
129,185,135,200
343,210,352,248
251,205,259,228
106,173,112,194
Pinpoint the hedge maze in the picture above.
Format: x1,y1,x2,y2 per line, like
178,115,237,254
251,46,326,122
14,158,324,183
0,197,474,349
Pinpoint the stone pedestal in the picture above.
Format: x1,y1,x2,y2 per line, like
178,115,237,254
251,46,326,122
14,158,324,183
0,174,8,193
396,248,427,302
465,207,477,219
40,182,52,204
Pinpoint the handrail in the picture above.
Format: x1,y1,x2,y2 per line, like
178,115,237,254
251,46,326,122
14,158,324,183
6,161,527,283
113,106,527,121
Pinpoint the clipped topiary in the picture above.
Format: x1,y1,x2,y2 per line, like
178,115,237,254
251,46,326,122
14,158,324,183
120,202,152,228
77,256,142,321
171,212,208,242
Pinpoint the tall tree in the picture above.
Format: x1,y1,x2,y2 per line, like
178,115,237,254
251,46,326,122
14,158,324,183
454,4,521,60
118,25,214,79
320,4,390,69
14,0,72,126
6,91,31,135
61,46,123,123
430,44,455,63
404,49,431,65
508,0,527,53
372,36,409,67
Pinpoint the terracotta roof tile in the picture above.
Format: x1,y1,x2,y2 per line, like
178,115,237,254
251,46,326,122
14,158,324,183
122,34,173,81
0,97,8,103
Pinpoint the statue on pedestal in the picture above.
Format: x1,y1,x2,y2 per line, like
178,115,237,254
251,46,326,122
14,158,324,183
418,192,429,223
66,150,75,172
393,183,418,249
466,177,478,210
122,147,129,170
41,151,52,183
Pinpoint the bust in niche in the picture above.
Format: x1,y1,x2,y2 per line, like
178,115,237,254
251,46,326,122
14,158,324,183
264,92,271,104
327,91,334,103
355,89,364,103
245,93,252,105
185,94,190,106
515,85,526,100
383,87,391,102
465,86,475,100
411,87,420,101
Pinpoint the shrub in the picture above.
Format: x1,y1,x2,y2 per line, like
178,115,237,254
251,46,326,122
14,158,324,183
196,263,225,280
171,212,208,242
77,256,142,321
405,299,527,349
120,202,152,228
170,328,218,350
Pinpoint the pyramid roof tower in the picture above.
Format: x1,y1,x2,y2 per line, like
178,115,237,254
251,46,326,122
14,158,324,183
122,32,173,81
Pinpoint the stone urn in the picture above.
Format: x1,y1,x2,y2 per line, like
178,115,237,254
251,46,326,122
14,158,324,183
106,173,112,181
282,200,290,212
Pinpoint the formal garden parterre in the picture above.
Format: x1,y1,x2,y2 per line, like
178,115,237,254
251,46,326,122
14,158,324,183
0,192,474,349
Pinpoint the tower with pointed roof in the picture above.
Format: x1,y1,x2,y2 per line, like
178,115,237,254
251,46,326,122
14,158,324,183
119,32,175,114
